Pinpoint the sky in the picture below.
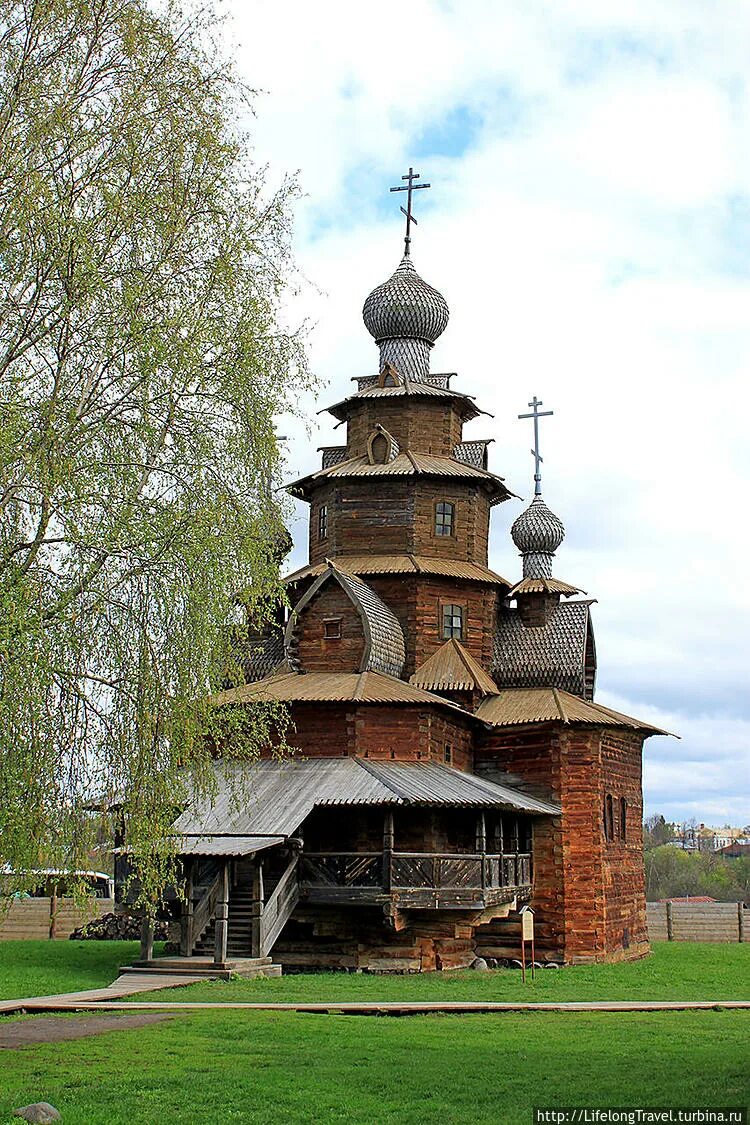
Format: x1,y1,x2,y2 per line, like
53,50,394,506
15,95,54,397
224,0,750,827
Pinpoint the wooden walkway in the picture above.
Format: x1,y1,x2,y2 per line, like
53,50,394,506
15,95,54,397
2,995,749,1016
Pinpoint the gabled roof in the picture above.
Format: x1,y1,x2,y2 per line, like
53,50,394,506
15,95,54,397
324,375,487,423
285,564,405,677
410,638,498,695
209,670,480,721
172,757,561,855
476,687,673,737
493,600,596,698
284,554,511,587
287,450,513,503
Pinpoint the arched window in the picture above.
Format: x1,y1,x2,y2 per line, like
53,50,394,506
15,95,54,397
435,500,455,537
370,432,389,463
604,794,614,842
441,603,464,640
377,362,400,388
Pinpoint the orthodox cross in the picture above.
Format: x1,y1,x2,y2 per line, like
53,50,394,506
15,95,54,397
390,167,430,256
518,396,553,496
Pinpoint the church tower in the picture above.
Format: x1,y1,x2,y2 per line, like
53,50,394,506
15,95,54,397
165,171,669,973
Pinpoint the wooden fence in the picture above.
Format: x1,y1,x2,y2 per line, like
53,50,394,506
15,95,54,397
0,897,114,941
647,901,746,943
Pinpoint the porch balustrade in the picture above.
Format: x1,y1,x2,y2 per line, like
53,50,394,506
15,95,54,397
299,850,532,898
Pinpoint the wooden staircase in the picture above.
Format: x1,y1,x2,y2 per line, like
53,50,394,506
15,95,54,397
189,853,299,962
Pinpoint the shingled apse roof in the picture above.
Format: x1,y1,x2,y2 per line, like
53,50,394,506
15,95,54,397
476,688,672,736
493,601,595,697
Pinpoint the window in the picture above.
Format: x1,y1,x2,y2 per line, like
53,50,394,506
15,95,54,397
620,797,627,842
444,744,452,764
323,618,341,639
604,794,615,842
435,500,455,537
441,603,464,640
370,432,389,463
318,504,328,541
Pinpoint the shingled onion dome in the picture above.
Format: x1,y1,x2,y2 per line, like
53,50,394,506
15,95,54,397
511,495,565,579
362,256,449,380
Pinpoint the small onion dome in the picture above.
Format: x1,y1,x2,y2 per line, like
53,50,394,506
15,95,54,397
511,495,565,556
362,256,449,345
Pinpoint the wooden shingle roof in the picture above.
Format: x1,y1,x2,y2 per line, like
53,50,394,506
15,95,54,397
410,639,498,695
476,688,672,736
324,377,486,423
287,450,513,504
284,554,511,587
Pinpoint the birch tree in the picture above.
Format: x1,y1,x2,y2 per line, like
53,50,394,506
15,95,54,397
0,0,306,898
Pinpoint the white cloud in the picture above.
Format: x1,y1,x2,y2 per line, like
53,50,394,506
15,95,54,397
226,0,750,823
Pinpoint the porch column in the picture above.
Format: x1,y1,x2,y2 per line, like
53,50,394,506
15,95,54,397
476,812,487,893
251,859,265,958
383,811,394,893
180,858,194,957
213,860,230,965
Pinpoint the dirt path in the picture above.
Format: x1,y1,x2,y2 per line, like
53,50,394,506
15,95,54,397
0,1012,177,1048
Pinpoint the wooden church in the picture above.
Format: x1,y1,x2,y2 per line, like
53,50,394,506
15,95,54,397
165,174,668,973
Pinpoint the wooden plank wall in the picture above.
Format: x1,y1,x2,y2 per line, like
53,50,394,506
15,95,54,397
0,897,114,941
646,901,745,943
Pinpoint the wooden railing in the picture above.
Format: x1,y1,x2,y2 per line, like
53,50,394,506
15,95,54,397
189,870,221,954
259,856,300,956
301,851,532,893
300,853,382,888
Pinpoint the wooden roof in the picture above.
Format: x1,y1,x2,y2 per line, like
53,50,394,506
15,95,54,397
210,670,480,720
509,577,586,598
476,687,673,736
287,450,513,503
171,758,561,855
284,554,511,587
410,639,498,695
324,377,486,423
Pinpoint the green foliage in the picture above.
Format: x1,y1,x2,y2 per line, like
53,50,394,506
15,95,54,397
0,0,310,902
645,846,750,902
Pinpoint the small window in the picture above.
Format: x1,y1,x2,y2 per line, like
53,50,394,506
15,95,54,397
604,794,614,842
323,618,341,639
620,797,627,842
370,432,389,463
435,500,454,537
444,745,452,764
441,603,464,640
318,504,328,541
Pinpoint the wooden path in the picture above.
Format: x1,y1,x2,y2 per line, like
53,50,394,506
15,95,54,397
1,996,749,1016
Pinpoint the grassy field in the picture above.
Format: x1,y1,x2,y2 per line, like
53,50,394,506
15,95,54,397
0,1008,747,1124
0,940,748,1003
0,942,747,1123
0,941,161,1000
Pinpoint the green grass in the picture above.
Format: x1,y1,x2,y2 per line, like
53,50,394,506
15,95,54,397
0,1009,747,1124
0,940,747,1005
130,941,750,1004
0,941,163,1000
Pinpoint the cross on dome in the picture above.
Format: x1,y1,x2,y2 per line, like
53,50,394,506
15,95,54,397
389,166,431,257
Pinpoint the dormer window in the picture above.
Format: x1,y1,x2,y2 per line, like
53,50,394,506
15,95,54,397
370,432,389,463
318,504,328,541
377,362,401,388
435,500,455,537
441,603,464,640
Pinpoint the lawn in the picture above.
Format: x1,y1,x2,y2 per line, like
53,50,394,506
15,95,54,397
0,940,748,1004
0,1008,747,1124
130,941,750,1003
0,942,163,1001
